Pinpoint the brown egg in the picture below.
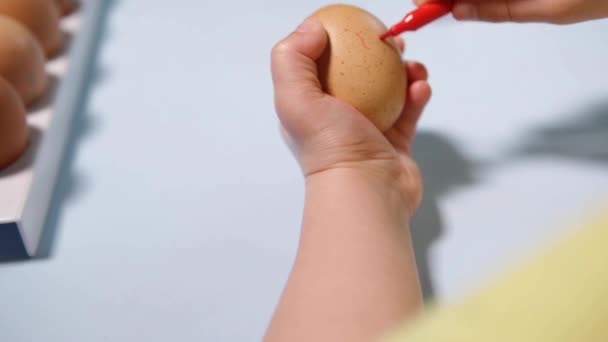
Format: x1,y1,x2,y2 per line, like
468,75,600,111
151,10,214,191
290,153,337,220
0,16,48,106
0,76,28,170
54,0,78,16
0,0,64,57
314,4,406,131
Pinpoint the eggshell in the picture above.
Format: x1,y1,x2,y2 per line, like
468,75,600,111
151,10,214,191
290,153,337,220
0,0,64,57
54,0,79,16
0,15,48,106
314,4,406,131
0,76,28,170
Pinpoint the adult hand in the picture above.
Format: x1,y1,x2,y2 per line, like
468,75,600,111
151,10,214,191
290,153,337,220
415,0,608,24
271,16,431,213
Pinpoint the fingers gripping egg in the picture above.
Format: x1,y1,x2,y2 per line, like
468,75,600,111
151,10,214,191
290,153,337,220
314,4,406,131
0,76,28,169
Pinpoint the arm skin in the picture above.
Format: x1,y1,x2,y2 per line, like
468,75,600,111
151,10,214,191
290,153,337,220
265,15,431,342
264,169,423,342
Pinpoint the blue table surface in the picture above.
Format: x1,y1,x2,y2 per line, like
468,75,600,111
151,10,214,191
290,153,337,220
1,1,607,341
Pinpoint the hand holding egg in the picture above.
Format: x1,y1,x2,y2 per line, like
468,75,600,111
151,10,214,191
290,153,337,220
272,4,431,210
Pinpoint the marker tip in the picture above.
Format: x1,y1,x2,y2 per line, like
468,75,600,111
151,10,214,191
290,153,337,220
379,31,391,40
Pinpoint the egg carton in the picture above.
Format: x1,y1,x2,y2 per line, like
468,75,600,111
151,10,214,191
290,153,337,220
0,0,106,257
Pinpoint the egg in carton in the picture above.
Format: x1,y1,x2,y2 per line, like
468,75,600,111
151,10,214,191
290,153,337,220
0,0,106,257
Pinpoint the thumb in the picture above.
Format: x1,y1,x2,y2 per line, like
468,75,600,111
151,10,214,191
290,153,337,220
271,16,329,138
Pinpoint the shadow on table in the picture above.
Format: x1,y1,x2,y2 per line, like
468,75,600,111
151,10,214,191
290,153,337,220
410,131,477,301
0,0,119,263
410,99,608,301
508,100,608,165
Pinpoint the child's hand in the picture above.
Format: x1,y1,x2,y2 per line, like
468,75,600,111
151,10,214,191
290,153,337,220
271,17,431,213
415,0,608,24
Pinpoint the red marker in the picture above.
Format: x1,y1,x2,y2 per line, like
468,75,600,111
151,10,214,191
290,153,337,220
380,1,453,40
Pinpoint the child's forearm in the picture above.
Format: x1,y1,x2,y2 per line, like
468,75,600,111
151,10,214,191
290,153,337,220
264,168,423,342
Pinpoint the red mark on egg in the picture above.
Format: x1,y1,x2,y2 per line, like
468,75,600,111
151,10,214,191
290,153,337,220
354,31,370,50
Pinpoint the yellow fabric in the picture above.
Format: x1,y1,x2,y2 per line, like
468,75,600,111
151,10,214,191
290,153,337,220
383,207,608,342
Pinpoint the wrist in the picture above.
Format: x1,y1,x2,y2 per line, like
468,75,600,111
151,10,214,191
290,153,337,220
305,163,420,220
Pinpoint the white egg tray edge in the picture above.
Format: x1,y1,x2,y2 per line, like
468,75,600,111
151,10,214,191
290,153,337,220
0,0,105,257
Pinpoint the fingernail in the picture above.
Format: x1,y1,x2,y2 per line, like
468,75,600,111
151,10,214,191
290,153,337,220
453,3,478,20
296,16,319,33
